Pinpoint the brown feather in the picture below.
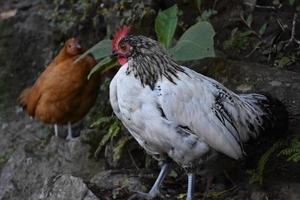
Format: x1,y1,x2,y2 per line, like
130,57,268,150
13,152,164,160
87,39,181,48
17,38,100,125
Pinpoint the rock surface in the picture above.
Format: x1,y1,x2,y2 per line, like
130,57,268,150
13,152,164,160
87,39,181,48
90,169,148,193
39,175,98,200
0,137,103,200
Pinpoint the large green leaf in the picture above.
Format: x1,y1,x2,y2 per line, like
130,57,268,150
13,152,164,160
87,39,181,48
169,21,215,61
155,4,178,49
75,39,112,63
87,56,117,79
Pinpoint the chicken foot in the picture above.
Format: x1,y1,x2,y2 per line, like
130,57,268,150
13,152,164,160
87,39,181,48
128,162,171,200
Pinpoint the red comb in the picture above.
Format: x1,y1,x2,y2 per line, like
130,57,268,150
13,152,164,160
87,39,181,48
112,26,129,51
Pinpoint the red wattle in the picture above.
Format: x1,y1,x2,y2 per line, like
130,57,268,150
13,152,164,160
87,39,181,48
118,56,127,65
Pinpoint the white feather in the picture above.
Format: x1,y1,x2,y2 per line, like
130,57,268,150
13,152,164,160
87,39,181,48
110,63,268,166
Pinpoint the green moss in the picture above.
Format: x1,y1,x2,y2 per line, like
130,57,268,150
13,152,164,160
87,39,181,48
0,154,9,169
274,53,298,68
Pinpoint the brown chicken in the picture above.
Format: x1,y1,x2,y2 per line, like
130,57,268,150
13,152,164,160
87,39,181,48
18,38,101,139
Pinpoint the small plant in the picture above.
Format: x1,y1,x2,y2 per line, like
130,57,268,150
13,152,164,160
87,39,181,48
195,0,218,21
79,3,216,77
88,114,133,165
279,138,300,162
223,28,253,52
94,118,120,155
272,47,300,68
248,141,282,185
156,5,215,61
224,13,268,54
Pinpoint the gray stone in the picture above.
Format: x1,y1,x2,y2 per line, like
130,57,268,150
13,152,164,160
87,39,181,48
250,190,267,200
39,175,98,200
0,138,104,200
276,182,300,200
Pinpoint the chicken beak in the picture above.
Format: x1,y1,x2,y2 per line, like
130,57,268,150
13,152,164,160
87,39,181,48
112,50,118,57
76,44,82,49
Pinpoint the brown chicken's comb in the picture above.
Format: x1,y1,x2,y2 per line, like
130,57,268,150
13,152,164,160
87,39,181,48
112,25,130,51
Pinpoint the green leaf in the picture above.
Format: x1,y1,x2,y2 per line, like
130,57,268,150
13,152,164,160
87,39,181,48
113,135,131,162
168,170,178,178
278,138,300,162
259,23,268,36
95,120,121,155
75,39,111,63
90,116,112,128
87,56,117,79
246,14,253,27
155,4,178,49
169,21,215,61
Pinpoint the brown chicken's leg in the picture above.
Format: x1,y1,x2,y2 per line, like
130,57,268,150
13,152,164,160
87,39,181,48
54,124,59,137
66,122,73,140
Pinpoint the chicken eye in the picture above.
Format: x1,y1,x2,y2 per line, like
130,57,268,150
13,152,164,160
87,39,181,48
120,43,128,51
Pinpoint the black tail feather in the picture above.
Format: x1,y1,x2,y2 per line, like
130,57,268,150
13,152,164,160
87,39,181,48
261,94,289,137
243,94,289,169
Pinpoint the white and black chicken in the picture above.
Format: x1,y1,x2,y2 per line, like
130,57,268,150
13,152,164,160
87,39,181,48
109,26,287,200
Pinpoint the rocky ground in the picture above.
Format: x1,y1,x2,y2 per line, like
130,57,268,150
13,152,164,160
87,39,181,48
0,0,300,200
